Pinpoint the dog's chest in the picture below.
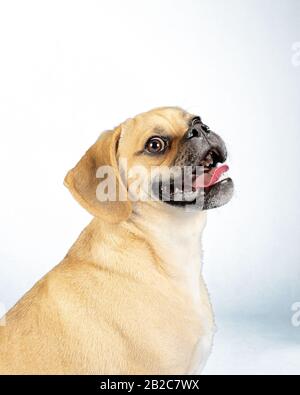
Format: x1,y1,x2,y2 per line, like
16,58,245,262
157,236,214,373
164,229,203,305
120,210,214,373
184,281,215,374
153,276,215,374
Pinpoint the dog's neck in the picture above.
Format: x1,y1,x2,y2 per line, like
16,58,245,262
129,202,207,292
131,201,207,245
71,201,207,304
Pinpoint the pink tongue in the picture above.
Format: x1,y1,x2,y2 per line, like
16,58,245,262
193,164,229,189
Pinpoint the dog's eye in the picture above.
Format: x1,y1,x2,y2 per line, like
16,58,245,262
145,136,167,154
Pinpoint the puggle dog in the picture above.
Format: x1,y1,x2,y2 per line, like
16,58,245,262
0,107,233,374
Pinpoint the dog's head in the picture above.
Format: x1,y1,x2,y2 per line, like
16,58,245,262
65,107,234,223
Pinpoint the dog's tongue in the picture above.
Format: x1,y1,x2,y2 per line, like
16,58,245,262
193,164,229,189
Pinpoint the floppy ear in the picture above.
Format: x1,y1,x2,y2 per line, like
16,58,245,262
64,128,132,224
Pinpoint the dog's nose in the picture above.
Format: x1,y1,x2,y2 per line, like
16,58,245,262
185,123,210,140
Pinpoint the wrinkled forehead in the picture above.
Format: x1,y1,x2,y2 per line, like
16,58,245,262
121,107,193,141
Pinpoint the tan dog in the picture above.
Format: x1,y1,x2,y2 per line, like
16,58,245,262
0,107,233,374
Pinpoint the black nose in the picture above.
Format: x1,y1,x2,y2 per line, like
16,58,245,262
185,123,210,140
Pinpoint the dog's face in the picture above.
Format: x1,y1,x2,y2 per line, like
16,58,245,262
65,107,234,223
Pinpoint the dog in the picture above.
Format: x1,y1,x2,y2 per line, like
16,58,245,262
0,107,233,374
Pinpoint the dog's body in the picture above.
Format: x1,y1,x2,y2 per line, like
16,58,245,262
0,204,213,374
0,107,233,374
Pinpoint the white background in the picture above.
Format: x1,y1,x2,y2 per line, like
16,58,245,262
0,0,299,374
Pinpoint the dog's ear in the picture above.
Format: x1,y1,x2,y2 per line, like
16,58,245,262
64,128,132,224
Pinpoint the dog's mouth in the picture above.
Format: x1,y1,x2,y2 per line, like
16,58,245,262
155,148,234,210
192,149,229,190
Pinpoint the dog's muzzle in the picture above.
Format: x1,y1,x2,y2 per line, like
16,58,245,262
154,117,234,210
